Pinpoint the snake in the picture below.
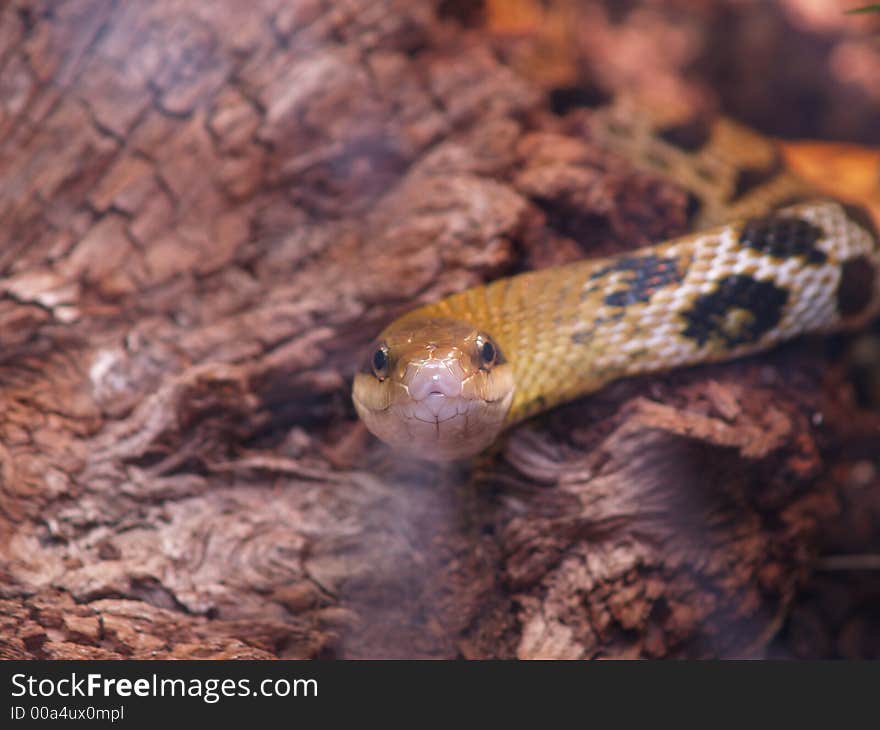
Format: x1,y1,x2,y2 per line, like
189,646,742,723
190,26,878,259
352,101,880,460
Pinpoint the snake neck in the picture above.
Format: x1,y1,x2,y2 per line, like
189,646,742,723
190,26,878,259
407,202,880,425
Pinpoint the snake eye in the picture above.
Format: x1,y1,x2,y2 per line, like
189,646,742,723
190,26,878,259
476,335,498,369
371,344,390,380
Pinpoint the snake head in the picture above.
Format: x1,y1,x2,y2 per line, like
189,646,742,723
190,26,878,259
352,317,515,460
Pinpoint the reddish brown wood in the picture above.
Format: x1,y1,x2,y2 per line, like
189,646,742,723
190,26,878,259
0,0,878,659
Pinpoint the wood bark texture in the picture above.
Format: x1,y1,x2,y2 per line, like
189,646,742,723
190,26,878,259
1,0,878,658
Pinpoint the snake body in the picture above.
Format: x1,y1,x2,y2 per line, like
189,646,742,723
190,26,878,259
352,104,880,460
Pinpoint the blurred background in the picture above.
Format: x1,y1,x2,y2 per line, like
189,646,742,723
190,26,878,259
1,0,879,659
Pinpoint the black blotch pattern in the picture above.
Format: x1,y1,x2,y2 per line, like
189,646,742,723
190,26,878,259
549,84,612,115
436,0,485,26
591,255,684,307
658,118,712,152
837,256,875,317
739,214,827,264
731,154,784,201
841,203,880,245
681,275,789,347
685,193,703,224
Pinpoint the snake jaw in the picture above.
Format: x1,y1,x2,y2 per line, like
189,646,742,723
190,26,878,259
353,381,514,461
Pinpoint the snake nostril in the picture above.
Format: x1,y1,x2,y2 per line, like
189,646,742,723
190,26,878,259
406,361,463,400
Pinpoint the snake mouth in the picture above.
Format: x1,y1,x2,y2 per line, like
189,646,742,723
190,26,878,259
391,392,509,459
353,378,514,461
407,392,470,425
393,356,481,432
402,394,485,445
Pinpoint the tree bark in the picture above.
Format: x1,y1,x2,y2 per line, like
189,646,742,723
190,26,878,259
0,0,878,659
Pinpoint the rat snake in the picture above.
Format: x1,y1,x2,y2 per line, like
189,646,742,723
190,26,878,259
352,102,880,460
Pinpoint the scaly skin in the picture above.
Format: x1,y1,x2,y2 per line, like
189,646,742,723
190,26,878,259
352,101,880,460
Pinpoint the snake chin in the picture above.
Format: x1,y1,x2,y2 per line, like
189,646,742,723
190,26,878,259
354,388,514,461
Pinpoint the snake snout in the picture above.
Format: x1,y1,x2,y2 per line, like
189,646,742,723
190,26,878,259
403,357,470,425
403,357,467,401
